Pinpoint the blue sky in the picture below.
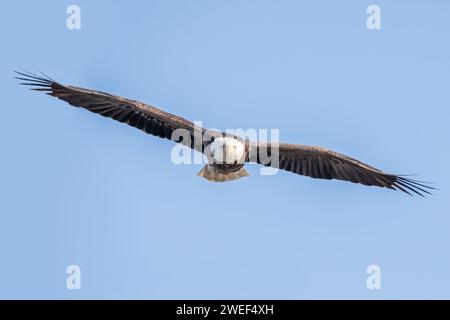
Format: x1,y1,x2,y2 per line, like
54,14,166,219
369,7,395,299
0,1,449,299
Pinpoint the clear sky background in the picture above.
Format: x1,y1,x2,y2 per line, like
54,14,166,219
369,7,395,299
0,1,449,299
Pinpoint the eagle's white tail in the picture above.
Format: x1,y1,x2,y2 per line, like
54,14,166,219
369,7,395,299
197,165,249,182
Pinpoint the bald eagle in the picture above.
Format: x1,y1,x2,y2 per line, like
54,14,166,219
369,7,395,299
15,71,433,196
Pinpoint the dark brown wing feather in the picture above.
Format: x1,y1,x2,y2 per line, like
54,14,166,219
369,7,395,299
251,142,433,196
15,71,203,150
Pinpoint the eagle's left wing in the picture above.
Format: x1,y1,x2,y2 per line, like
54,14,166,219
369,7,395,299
248,142,433,196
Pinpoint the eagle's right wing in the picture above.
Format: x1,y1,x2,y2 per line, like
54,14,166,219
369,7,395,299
16,71,206,151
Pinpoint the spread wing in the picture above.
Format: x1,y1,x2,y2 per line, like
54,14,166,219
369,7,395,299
15,71,205,151
250,142,433,196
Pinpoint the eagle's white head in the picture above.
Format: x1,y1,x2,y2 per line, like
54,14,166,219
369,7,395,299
210,137,245,164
